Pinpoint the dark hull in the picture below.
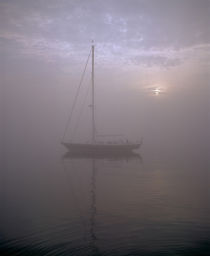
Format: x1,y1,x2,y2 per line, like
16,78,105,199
62,142,141,154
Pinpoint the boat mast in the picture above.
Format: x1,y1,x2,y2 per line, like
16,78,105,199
91,41,96,144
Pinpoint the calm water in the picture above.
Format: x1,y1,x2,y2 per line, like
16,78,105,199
0,142,209,256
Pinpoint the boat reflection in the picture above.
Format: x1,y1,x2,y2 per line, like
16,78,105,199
89,158,99,255
63,151,142,162
62,152,142,254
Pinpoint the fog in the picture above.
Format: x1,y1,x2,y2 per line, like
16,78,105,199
0,1,210,255
1,0,209,161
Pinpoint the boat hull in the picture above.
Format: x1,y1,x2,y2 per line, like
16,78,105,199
62,142,141,155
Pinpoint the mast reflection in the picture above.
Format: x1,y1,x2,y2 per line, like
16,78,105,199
63,151,142,254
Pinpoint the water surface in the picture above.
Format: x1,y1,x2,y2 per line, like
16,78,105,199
0,141,209,256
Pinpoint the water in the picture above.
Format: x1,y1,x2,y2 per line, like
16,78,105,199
0,141,209,256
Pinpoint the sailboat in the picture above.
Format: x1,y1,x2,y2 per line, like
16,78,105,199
62,42,142,155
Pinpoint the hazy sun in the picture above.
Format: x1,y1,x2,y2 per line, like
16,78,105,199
153,88,161,95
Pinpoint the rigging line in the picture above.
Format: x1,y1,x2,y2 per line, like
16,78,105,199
61,49,91,142
72,78,92,139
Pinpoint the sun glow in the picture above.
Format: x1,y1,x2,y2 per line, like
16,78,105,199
153,88,161,95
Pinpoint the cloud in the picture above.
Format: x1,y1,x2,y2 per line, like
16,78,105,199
0,0,209,68
133,55,182,68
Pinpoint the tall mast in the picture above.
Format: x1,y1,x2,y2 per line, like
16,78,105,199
91,41,96,144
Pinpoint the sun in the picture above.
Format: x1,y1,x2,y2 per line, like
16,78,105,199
153,88,161,95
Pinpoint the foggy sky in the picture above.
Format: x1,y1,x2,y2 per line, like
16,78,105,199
0,0,209,157
0,0,209,64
